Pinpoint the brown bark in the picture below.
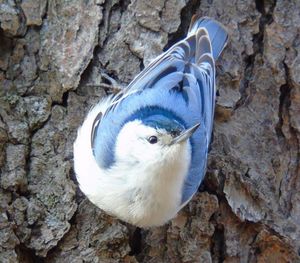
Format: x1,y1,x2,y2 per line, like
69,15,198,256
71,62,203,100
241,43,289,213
0,0,299,262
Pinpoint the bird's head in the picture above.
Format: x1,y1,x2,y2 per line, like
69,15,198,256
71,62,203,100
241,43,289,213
114,114,200,167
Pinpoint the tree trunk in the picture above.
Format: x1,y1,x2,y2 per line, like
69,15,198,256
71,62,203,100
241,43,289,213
1,0,299,262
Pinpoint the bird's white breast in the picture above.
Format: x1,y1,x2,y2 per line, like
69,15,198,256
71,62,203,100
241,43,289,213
73,97,191,227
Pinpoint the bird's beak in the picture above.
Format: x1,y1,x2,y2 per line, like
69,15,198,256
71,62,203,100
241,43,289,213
170,123,200,145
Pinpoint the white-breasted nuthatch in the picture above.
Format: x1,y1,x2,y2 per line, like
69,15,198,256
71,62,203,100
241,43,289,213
74,16,228,227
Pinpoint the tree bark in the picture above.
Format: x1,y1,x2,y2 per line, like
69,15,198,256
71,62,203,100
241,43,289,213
0,0,299,262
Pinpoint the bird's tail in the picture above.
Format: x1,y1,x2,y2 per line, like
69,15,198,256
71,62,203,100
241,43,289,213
188,15,228,60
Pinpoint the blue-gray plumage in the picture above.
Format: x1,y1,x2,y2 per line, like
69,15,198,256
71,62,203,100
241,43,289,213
74,16,228,227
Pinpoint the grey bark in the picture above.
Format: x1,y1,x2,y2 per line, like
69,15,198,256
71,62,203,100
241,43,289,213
0,0,300,262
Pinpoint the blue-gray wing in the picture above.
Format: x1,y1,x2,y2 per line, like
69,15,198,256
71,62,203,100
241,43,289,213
179,17,228,205
105,17,227,116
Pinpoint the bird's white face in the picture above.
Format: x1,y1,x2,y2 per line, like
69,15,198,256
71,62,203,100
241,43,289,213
114,120,187,166
105,119,194,227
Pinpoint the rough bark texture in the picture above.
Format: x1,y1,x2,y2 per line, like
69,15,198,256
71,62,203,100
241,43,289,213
0,0,299,262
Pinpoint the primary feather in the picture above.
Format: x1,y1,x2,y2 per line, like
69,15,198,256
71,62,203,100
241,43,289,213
74,16,228,227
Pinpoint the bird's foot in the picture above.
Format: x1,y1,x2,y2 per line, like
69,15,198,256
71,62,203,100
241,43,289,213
101,73,123,94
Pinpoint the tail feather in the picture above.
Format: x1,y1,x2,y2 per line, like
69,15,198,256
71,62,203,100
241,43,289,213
189,16,228,60
195,31,212,62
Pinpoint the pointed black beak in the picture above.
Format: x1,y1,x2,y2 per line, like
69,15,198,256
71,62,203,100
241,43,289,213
169,123,200,145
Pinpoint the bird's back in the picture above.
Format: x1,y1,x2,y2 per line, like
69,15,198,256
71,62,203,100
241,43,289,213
92,16,228,205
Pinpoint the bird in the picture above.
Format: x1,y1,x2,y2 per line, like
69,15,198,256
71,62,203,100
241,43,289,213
73,16,228,228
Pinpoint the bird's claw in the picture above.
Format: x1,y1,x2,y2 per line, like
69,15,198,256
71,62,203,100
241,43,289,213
101,73,123,94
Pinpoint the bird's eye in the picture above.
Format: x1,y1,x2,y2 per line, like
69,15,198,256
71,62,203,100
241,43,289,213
148,136,158,144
